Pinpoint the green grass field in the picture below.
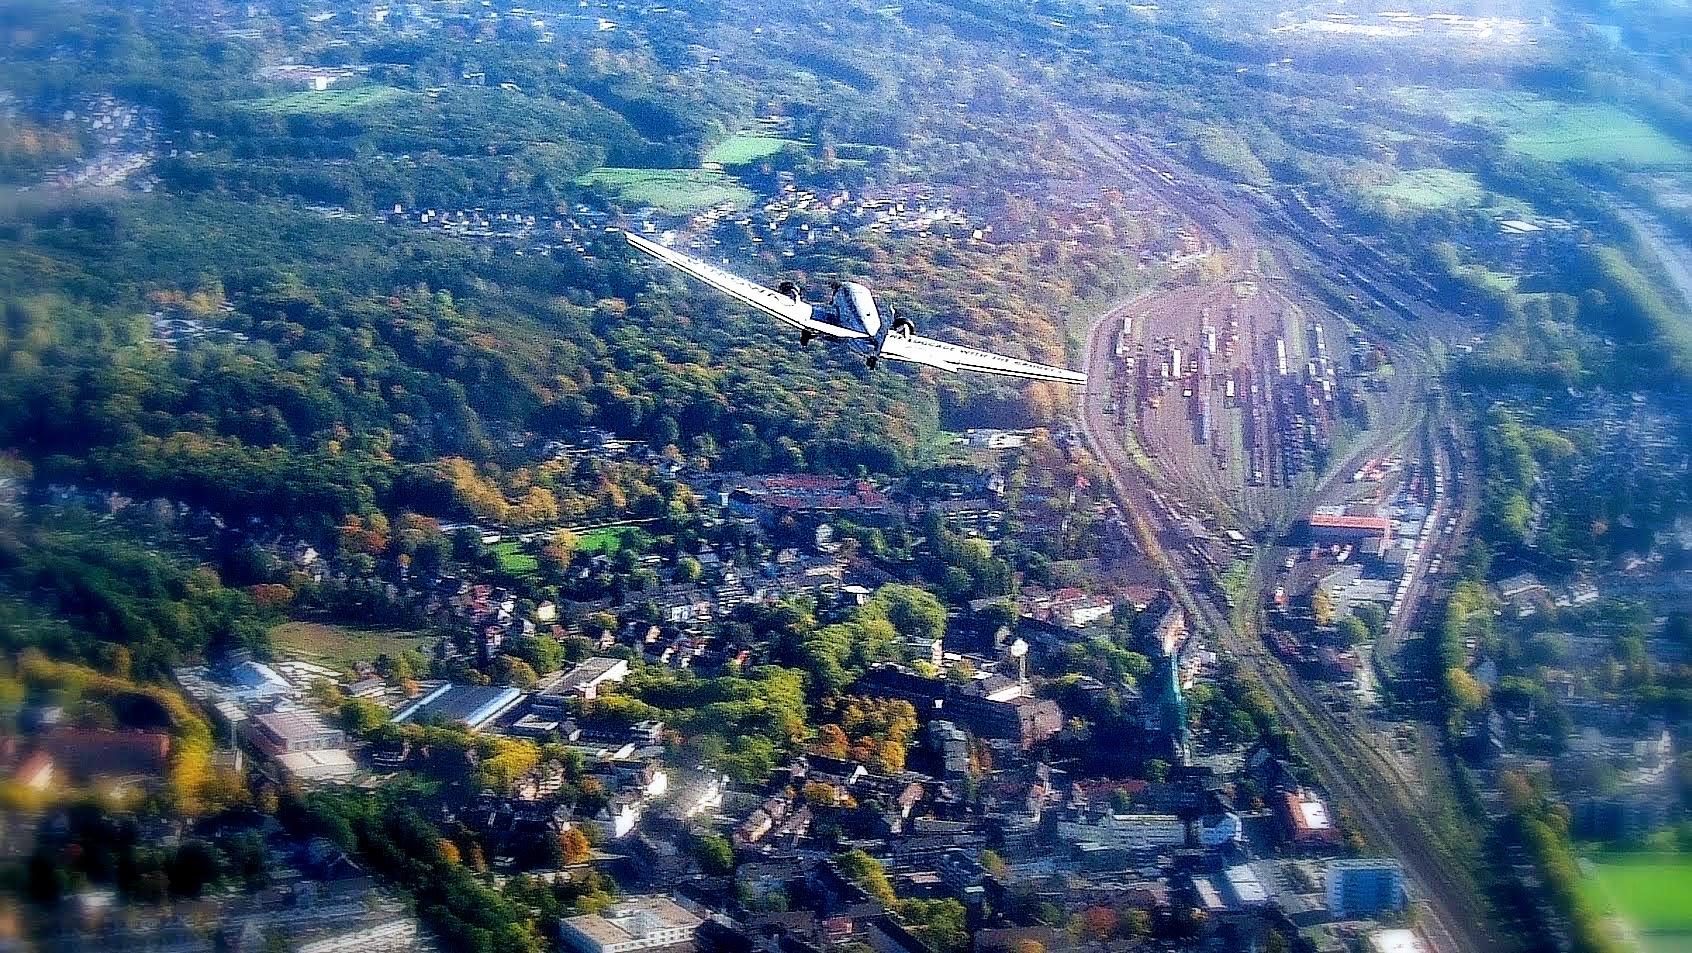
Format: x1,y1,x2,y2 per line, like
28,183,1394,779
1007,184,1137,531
1582,853,1692,953
490,540,539,575
704,133,808,165
577,525,649,555
271,621,429,669
1369,169,1486,209
573,167,755,211
1395,87,1692,167
237,85,411,116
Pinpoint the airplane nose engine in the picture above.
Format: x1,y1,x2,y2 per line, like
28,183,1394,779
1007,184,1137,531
778,281,803,303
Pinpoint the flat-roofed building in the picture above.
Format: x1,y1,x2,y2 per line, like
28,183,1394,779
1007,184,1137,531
1326,858,1406,918
1057,812,1188,852
1222,864,1269,908
558,896,701,953
534,657,631,705
246,711,344,757
1367,928,1428,953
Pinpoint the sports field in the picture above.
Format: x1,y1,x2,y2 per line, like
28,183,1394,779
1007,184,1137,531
1582,853,1692,953
705,133,807,165
1395,87,1692,167
271,621,429,669
237,85,411,116
573,167,754,211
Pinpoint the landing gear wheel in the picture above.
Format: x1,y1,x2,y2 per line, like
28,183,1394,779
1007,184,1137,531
866,356,878,370
800,329,815,346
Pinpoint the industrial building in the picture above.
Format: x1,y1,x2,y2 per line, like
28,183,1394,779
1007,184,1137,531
1305,512,1392,544
244,710,356,781
246,711,345,757
393,683,523,731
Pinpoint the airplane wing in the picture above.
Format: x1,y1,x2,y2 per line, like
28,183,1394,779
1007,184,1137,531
879,333,1087,385
623,231,868,340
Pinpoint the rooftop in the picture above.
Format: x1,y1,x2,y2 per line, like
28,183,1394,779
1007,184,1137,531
394,684,523,729
1308,514,1391,531
560,895,701,946
1368,929,1428,953
253,709,339,742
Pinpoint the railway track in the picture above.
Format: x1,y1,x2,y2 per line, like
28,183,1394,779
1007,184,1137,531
1056,103,1506,951
1079,302,1497,953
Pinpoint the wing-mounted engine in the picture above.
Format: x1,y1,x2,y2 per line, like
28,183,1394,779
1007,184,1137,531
778,280,804,303
887,308,916,340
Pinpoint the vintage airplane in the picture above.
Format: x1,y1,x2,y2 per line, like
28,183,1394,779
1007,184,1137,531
623,231,1086,385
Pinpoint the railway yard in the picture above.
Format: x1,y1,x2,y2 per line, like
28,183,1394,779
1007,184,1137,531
1104,274,1418,531
1064,108,1496,953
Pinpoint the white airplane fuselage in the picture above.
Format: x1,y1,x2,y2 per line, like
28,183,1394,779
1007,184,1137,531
832,282,883,338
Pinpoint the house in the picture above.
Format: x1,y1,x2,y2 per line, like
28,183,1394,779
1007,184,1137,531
1194,811,1244,848
594,793,644,840
853,664,1061,748
669,769,727,818
1495,572,1545,601
1137,593,1188,656
1049,588,1114,628
344,677,386,699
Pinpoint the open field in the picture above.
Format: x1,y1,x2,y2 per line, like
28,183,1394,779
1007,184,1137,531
1582,853,1692,953
491,540,539,575
705,133,808,165
237,85,411,115
574,167,754,211
271,621,430,669
577,525,648,555
1368,169,1485,210
1396,87,1692,167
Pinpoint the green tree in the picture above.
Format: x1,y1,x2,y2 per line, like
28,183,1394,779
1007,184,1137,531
690,834,735,875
